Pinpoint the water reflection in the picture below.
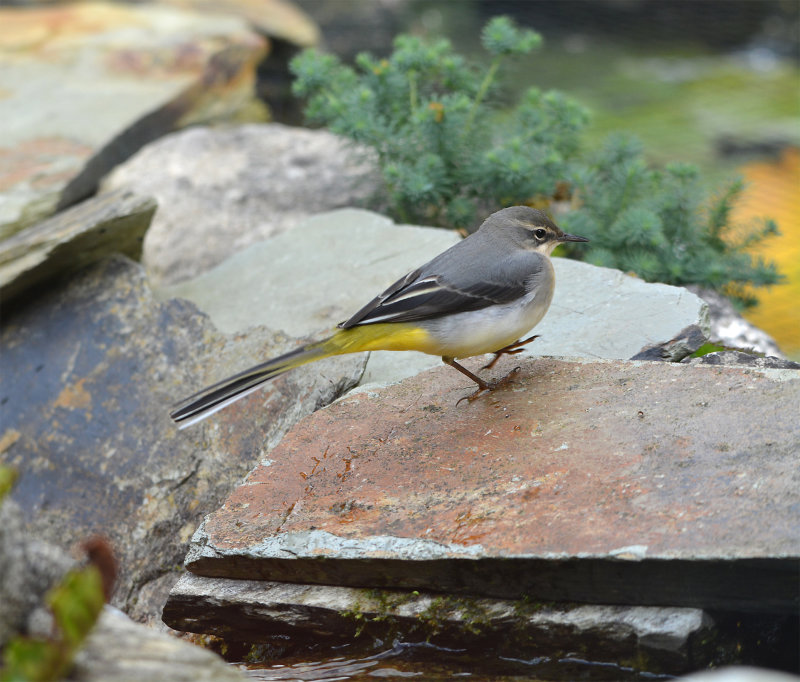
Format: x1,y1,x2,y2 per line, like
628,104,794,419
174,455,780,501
244,641,674,681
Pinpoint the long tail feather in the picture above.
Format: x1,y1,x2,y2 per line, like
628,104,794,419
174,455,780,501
169,340,332,428
170,322,430,428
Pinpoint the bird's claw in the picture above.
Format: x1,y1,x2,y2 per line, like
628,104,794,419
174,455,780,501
456,366,521,405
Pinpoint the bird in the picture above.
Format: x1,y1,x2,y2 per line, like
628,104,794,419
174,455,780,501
170,206,588,428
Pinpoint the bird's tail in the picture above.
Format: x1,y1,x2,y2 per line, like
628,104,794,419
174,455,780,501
169,322,434,428
169,338,336,429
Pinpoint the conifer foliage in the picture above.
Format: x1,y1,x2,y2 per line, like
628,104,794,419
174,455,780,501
560,135,782,306
290,16,781,306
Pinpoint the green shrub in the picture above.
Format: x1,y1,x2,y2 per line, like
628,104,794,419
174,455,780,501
290,16,781,306
291,16,588,228
560,134,782,306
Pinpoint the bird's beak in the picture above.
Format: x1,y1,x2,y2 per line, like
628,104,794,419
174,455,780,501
560,233,590,243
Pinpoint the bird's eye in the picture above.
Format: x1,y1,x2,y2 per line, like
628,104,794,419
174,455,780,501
533,228,547,240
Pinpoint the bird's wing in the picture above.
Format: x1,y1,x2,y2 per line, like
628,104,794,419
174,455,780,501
338,264,530,329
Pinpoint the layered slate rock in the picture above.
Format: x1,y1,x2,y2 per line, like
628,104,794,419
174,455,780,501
0,256,365,623
0,2,266,238
0,189,155,303
160,208,709,387
164,573,715,673
101,126,381,286
181,356,800,614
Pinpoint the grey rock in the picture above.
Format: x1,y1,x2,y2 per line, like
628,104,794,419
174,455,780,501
0,189,156,303
159,208,710,389
0,498,75,648
0,2,266,238
72,606,245,682
535,259,709,362
164,573,715,674
0,255,364,624
101,124,381,287
687,285,785,357
630,324,708,362
684,350,800,370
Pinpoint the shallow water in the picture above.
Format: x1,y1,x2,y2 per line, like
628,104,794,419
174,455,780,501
242,641,674,681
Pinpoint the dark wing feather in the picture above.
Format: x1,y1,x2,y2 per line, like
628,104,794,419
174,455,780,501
339,271,527,328
338,268,422,329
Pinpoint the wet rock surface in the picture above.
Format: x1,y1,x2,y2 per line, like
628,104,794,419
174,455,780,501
164,573,716,674
0,255,365,623
179,356,800,613
684,350,800,370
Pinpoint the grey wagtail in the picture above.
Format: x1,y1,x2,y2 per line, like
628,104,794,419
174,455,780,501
170,206,588,427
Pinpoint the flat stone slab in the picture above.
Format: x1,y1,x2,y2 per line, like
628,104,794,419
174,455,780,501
0,1,265,237
164,573,715,674
162,208,708,387
0,189,155,302
185,357,800,613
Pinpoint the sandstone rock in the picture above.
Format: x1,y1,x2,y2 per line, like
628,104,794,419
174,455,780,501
0,189,155,303
100,125,381,286
164,573,715,675
162,0,320,47
158,208,709,388
0,2,267,238
181,356,800,613
72,606,245,682
0,255,365,623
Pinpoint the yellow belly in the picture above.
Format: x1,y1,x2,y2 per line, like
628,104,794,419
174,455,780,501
327,323,443,355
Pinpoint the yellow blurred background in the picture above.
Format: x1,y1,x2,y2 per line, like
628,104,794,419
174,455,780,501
736,148,800,359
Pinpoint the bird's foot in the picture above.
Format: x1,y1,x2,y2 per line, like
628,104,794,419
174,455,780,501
456,366,521,406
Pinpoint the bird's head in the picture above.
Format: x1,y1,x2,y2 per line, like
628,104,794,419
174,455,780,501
482,206,589,256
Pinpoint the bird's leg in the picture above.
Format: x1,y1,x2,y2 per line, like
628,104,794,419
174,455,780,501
443,356,520,405
481,335,540,370
442,356,492,391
